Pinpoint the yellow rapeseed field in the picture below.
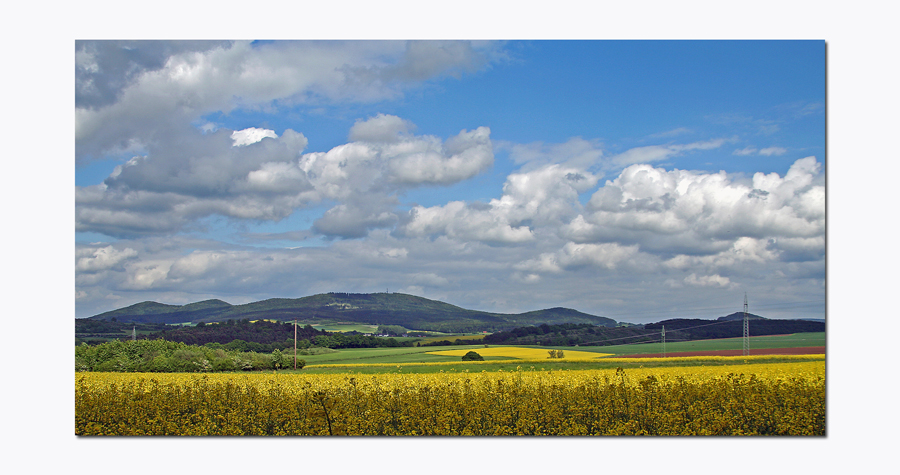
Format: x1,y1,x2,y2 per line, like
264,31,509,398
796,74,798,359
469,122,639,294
76,361,824,436
425,346,613,359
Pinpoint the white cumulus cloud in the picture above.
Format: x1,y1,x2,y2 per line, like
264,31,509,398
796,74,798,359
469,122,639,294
76,116,493,239
232,127,278,147
401,201,535,244
75,245,139,273
399,162,598,244
564,156,825,255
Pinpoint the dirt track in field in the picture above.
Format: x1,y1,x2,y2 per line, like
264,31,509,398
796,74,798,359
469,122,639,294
616,346,825,358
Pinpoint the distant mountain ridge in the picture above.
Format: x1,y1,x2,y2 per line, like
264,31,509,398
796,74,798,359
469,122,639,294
87,292,619,333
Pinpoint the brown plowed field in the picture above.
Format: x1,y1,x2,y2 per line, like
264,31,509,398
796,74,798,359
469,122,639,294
617,346,825,358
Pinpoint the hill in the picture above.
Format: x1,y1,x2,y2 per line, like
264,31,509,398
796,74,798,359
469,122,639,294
717,312,767,321
484,316,825,347
86,292,619,332
643,318,824,340
92,299,232,325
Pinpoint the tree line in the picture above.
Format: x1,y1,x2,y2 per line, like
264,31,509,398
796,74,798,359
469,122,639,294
482,323,653,346
76,339,305,373
77,318,415,351
151,319,325,346
482,319,825,346
643,319,825,340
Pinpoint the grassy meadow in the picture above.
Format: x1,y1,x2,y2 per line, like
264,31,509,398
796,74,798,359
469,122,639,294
591,332,825,355
277,333,825,374
309,323,379,333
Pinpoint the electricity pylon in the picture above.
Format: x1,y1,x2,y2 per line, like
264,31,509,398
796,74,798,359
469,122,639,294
743,293,750,357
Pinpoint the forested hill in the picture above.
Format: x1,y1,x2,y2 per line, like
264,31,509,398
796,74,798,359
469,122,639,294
86,292,619,333
643,318,825,340
483,318,825,347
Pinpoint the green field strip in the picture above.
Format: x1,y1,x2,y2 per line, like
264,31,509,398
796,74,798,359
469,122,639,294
582,332,825,355
292,333,825,368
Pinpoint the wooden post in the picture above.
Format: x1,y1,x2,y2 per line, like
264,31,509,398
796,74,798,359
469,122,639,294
294,319,297,370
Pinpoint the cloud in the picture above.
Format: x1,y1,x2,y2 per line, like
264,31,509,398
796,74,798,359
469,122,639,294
313,197,400,239
649,127,693,139
547,242,641,271
494,165,599,226
607,138,727,168
400,201,535,244
681,273,733,288
72,41,826,323
514,242,653,290
76,116,493,239
237,230,317,244
122,259,174,290
503,137,604,171
232,127,278,147
759,146,787,156
398,162,599,244
511,272,542,284
76,127,315,237
75,245,139,273
560,156,825,257
733,145,788,157
299,118,492,197
411,272,450,287
707,113,781,136
385,40,501,81
76,40,505,162
769,236,826,262
299,117,494,238
348,113,416,143
76,40,233,110
387,126,493,185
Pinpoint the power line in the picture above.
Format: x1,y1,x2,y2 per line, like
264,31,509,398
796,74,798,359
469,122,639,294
661,325,666,358
578,316,752,347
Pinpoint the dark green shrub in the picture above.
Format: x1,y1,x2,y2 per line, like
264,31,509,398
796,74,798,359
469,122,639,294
249,352,274,370
212,357,237,372
462,351,484,361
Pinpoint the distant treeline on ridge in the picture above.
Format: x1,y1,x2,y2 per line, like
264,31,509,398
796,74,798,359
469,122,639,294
483,319,825,347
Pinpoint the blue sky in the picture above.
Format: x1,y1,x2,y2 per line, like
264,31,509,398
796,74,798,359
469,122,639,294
75,40,826,322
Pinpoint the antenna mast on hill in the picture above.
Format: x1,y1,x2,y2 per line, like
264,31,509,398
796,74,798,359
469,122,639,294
743,292,750,356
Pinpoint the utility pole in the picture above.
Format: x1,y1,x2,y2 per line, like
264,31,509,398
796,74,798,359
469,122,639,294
294,319,298,370
743,292,750,357
661,325,666,358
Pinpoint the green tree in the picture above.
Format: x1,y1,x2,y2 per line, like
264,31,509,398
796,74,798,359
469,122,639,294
461,351,484,361
271,349,287,369
548,349,565,359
